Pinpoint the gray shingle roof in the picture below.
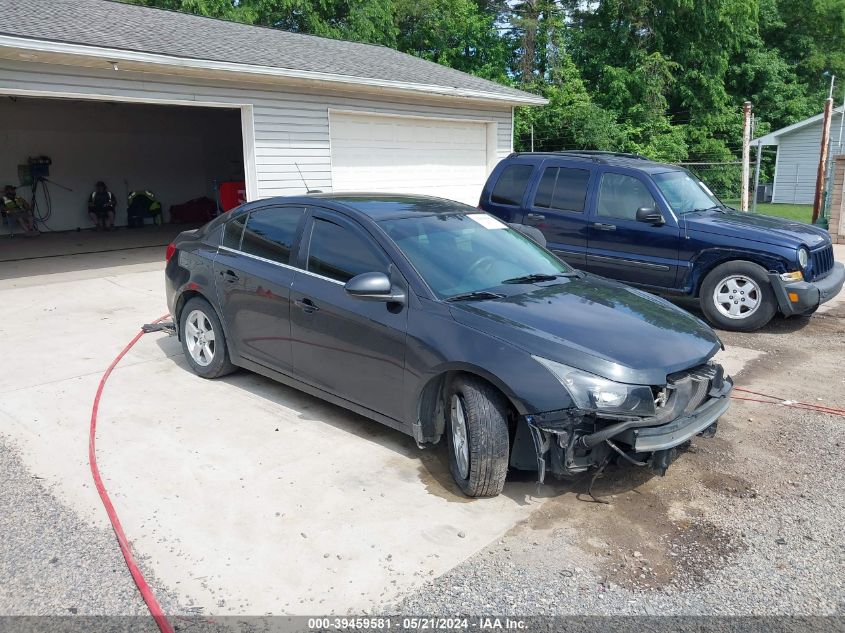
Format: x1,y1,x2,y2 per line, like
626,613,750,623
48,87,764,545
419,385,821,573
0,0,544,104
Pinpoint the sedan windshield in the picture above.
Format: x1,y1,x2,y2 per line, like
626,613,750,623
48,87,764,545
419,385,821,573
380,213,571,299
653,170,721,215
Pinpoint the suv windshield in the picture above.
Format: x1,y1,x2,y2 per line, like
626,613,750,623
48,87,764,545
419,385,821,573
380,213,571,299
653,170,721,215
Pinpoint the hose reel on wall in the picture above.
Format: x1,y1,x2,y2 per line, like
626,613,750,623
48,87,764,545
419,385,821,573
17,155,71,231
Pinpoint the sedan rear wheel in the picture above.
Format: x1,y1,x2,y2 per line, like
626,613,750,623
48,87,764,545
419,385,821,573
446,375,510,498
179,297,236,378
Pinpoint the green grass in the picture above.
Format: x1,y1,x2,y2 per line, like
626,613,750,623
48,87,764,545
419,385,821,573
722,199,814,224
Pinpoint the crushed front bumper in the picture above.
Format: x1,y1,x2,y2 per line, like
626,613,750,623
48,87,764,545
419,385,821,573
518,363,733,482
769,262,845,316
619,394,730,452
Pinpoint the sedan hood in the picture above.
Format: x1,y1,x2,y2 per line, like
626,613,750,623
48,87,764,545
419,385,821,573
684,210,830,248
449,275,721,385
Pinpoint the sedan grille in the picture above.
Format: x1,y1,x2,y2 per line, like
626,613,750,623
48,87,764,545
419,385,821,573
650,363,721,424
809,245,834,281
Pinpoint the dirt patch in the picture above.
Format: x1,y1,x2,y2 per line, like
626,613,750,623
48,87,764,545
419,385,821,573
503,454,747,592
699,471,758,499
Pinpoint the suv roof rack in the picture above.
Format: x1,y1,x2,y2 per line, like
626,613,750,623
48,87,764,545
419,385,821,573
508,150,652,164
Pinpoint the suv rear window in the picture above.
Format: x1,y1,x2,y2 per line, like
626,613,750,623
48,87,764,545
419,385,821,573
490,164,534,206
534,167,590,212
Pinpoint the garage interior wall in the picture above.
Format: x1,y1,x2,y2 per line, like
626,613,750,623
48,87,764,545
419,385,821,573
0,97,244,231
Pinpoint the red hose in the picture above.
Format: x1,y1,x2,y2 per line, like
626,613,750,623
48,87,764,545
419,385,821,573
733,386,845,415
88,315,175,633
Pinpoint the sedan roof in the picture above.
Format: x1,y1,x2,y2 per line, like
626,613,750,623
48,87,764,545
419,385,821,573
306,193,476,221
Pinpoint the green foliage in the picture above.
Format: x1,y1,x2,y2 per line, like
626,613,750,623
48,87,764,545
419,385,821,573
129,0,845,170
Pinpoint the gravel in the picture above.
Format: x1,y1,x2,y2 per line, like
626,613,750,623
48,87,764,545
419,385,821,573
0,436,181,628
393,309,845,618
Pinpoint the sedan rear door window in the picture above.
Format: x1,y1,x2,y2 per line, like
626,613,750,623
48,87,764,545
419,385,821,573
241,206,306,265
307,218,388,283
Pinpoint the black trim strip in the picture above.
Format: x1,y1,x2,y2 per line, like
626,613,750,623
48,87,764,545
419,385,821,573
587,253,671,272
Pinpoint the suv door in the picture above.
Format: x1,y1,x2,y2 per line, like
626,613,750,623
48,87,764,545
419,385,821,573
214,204,307,372
522,161,593,268
586,169,681,288
290,209,408,421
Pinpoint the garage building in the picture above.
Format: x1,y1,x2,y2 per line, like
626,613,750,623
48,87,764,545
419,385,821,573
0,0,544,238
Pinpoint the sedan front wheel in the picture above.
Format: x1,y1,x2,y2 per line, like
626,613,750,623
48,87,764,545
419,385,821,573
446,376,510,497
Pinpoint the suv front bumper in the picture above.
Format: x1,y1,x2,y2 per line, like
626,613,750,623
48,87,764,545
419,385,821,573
769,262,845,316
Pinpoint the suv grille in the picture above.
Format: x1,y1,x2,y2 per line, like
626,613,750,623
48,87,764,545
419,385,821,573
810,245,834,281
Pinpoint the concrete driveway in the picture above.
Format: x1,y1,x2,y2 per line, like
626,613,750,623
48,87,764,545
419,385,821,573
0,244,783,614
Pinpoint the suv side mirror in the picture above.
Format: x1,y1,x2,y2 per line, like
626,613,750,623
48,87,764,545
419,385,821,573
636,206,665,226
344,272,406,303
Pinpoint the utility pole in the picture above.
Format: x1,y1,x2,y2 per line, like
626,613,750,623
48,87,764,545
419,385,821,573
813,79,836,224
741,101,752,212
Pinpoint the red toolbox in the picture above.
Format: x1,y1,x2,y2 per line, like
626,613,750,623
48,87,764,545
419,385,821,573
219,181,247,212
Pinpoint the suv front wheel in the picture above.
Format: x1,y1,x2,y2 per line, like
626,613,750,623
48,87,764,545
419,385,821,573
700,261,777,332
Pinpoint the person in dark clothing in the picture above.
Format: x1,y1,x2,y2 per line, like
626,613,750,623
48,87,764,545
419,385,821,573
88,181,117,230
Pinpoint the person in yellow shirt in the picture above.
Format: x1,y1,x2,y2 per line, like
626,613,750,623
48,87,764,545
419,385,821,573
2,185,38,236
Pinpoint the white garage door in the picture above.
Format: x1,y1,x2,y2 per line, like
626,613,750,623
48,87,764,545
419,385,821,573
330,112,490,205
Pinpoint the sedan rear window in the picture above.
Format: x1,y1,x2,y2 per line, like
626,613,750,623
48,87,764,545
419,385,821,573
490,164,534,206
222,215,245,250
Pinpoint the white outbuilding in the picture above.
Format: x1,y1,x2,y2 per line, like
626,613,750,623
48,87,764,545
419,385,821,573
754,106,845,205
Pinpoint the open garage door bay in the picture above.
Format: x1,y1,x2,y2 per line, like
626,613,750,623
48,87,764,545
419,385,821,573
330,112,490,205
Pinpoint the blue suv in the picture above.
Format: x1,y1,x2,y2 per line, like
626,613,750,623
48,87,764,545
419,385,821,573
480,151,845,331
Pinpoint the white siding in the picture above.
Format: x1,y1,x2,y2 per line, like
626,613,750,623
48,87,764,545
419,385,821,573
772,116,845,204
0,60,513,202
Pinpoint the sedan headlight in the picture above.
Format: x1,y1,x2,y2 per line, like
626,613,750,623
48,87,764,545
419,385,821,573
798,247,809,269
533,356,656,417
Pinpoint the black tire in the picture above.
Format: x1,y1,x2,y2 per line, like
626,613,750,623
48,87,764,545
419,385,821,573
445,375,510,498
179,297,236,379
699,261,777,332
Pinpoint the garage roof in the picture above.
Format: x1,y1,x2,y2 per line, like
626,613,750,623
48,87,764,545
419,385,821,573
0,0,546,106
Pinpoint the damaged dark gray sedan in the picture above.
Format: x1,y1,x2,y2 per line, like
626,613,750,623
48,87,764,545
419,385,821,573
166,194,732,498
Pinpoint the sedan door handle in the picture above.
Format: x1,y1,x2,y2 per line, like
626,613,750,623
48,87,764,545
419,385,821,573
221,269,240,282
295,298,319,314
592,222,616,231
525,212,546,221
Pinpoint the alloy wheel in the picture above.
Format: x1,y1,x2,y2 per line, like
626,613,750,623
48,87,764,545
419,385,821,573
184,309,216,367
450,394,470,480
712,274,761,320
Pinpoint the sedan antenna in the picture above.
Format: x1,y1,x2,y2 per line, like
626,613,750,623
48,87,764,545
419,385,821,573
295,163,321,194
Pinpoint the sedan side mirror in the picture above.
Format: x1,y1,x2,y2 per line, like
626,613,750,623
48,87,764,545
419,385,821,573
344,272,406,303
636,206,665,226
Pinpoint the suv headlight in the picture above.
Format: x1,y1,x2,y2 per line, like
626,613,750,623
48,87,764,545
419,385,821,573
798,247,809,269
533,356,656,417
